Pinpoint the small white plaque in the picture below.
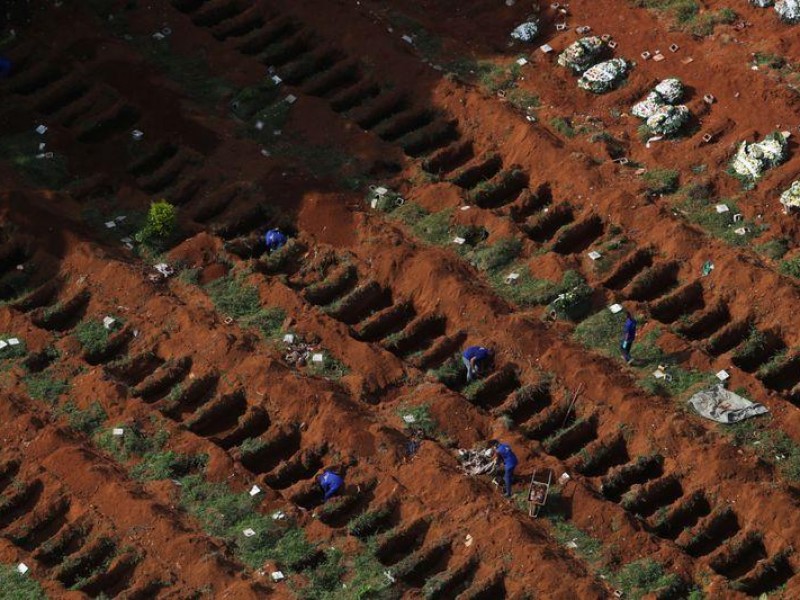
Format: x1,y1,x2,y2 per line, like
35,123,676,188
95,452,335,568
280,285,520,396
453,236,466,245
312,353,324,363
587,251,601,261
112,428,124,436
7,338,20,346
17,563,28,574
249,485,261,496
243,528,256,537
715,204,729,214
35,125,48,135
609,304,623,314
716,370,730,381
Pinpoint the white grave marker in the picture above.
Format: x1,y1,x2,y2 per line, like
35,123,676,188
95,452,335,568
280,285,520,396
609,304,623,314
249,485,261,497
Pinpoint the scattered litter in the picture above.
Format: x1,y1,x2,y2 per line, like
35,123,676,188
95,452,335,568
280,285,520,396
384,570,396,584
152,32,165,40
645,135,663,148
285,94,297,104
652,53,665,62
243,528,256,537
401,34,413,44
734,227,749,236
460,205,471,211
154,263,174,278
505,272,520,285
457,447,498,476
0,341,7,350
272,510,286,520
131,129,144,141
716,370,730,382
733,213,743,222
249,485,262,497
102,316,116,330
271,571,285,582
17,563,28,575
566,540,578,549
8,338,20,346
516,57,528,66
255,120,264,130
540,44,554,54
115,215,126,222
271,75,282,85
312,353,324,363
681,56,694,64
609,303,623,314
614,592,624,599
511,21,540,42
104,221,117,229
703,94,716,104
688,384,769,423
701,261,714,276
284,338,318,368
453,236,466,245
715,203,730,214
653,365,669,379
112,428,124,436
587,251,601,261
558,472,571,485
35,124,47,135
576,25,591,34
261,148,271,157
465,534,474,547
283,333,295,344
38,143,46,151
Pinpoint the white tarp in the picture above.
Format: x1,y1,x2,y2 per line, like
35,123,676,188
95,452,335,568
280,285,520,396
688,384,769,423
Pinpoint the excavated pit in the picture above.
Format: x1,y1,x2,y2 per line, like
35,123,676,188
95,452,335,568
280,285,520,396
625,261,679,302
602,248,654,290
575,435,629,477
551,215,604,254
600,455,664,502
674,301,730,340
649,281,704,324
525,204,574,243
650,490,710,540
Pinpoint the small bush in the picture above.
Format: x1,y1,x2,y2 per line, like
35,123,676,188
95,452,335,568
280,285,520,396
779,255,800,279
74,319,112,356
397,403,439,438
756,238,789,260
550,117,577,138
135,200,177,245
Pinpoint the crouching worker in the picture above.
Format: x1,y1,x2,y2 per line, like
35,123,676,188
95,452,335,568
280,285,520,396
0,57,11,79
489,440,518,498
264,228,288,253
462,345,493,383
317,468,344,502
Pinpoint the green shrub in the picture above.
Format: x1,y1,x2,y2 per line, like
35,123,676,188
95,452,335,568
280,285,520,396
550,117,577,138
74,319,112,355
611,559,682,600
135,200,177,245
779,255,800,279
397,403,439,438
756,237,789,260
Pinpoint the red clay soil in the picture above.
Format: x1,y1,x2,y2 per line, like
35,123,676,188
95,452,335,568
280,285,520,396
2,0,800,598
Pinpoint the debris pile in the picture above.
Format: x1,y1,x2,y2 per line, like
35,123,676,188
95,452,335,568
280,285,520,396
632,78,690,136
730,132,789,181
577,58,629,94
456,447,497,476
775,0,800,22
557,36,606,73
284,337,318,368
780,180,800,213
511,21,540,42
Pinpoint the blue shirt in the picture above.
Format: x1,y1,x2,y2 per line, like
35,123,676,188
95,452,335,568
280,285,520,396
463,346,490,362
623,317,637,341
264,229,287,251
318,470,343,500
0,58,11,79
495,443,518,468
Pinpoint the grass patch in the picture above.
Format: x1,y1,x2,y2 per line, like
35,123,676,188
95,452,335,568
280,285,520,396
779,254,800,279
489,267,589,312
549,517,603,565
610,559,682,600
205,273,286,340
0,334,27,360
756,237,790,260
470,238,522,272
74,319,114,356
643,169,679,195
131,451,208,481
95,422,169,461
306,352,349,380
550,117,577,138
0,131,70,189
57,401,107,436
396,403,439,438
677,192,764,247
23,372,69,403
0,563,48,599
728,418,800,481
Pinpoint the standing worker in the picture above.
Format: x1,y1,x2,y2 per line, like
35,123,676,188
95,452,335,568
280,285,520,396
489,440,517,498
0,56,11,79
317,468,344,502
264,228,288,253
462,345,492,383
620,311,637,364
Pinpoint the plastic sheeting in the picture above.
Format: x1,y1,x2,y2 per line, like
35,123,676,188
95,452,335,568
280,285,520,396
558,36,605,73
688,384,770,423
730,132,788,180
